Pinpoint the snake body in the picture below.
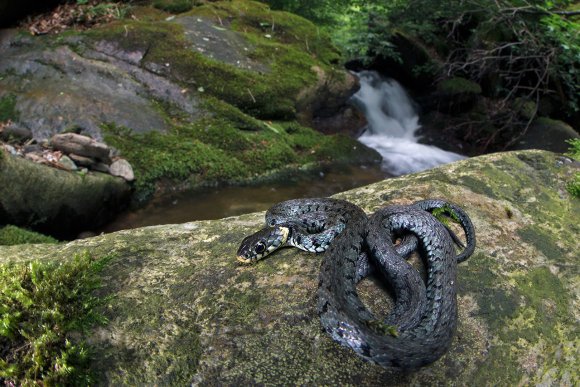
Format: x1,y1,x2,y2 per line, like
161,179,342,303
237,198,476,369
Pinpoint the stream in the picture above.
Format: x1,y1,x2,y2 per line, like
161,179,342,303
103,71,465,232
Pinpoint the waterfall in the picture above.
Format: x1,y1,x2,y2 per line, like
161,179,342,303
352,71,464,176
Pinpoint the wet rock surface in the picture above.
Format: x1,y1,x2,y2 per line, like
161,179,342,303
1,150,577,384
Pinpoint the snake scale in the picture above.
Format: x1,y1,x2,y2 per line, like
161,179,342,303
237,198,476,370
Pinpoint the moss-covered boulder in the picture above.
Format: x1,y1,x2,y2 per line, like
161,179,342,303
0,149,130,239
0,0,359,137
512,117,579,153
0,0,378,200
1,149,577,384
434,76,482,113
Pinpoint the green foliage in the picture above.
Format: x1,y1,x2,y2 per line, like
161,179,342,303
0,252,113,385
268,0,579,119
0,94,19,122
565,138,580,159
539,12,580,113
565,138,580,197
0,226,58,246
274,0,578,149
85,2,130,20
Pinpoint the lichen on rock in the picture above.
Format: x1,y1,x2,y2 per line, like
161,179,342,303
0,149,577,385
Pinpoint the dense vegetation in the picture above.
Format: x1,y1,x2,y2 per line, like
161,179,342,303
264,0,579,150
0,252,112,385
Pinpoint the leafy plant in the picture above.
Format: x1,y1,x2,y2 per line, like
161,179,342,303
0,252,113,385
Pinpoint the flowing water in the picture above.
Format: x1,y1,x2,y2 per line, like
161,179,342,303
101,165,388,232
352,71,464,176
102,71,464,232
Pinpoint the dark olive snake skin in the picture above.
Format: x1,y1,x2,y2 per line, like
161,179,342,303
237,198,476,369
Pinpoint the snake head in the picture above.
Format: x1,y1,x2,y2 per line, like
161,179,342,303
237,226,289,264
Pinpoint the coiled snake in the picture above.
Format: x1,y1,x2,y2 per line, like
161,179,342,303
237,198,475,370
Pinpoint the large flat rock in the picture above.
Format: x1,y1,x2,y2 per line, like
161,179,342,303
1,150,578,384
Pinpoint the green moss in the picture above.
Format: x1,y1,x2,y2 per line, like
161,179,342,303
86,0,340,120
438,77,482,94
0,225,59,246
103,122,247,203
534,117,575,131
517,226,566,261
224,287,263,324
130,5,172,21
0,94,19,122
104,117,375,203
0,251,113,385
192,0,341,65
513,97,537,120
202,96,267,131
460,252,576,385
513,268,570,339
458,254,520,332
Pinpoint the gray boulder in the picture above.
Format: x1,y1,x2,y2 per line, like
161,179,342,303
50,133,111,162
0,149,577,385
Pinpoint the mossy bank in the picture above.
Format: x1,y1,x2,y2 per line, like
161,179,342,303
1,149,578,385
0,1,375,203
0,150,131,239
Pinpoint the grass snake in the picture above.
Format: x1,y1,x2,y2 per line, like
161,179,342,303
237,198,475,370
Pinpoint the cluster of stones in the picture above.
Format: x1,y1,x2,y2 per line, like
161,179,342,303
0,125,134,182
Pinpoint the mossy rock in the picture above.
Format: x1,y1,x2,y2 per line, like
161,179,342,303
437,77,482,95
84,0,342,121
434,76,482,113
1,150,577,384
512,117,579,153
103,119,379,204
0,225,58,245
0,1,370,201
0,150,131,239
513,97,537,120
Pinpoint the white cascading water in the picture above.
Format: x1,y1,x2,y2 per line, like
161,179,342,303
352,71,464,176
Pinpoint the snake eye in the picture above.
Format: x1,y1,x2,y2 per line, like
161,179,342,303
269,219,276,226
255,242,266,254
